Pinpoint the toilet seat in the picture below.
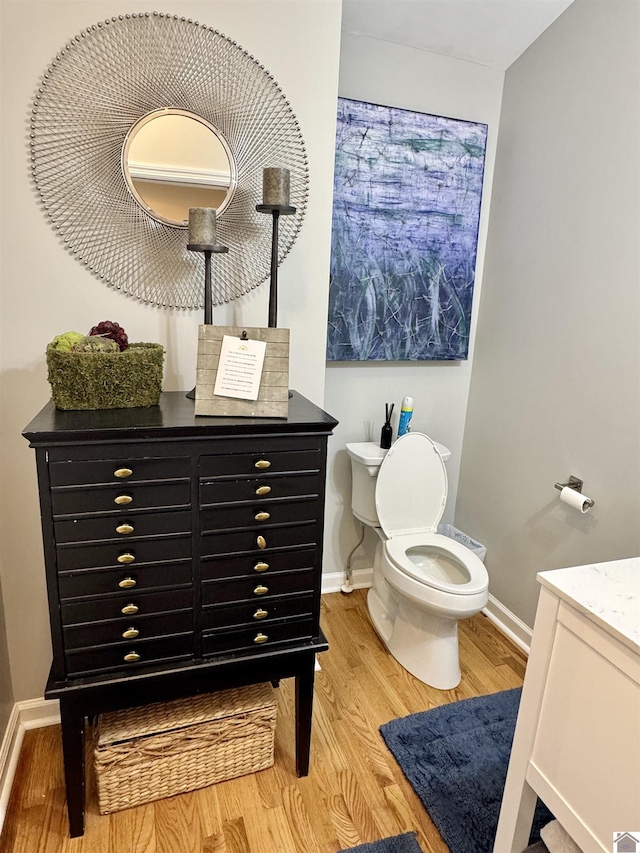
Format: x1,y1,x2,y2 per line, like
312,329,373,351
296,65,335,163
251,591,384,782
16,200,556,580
375,433,487,596
384,532,487,595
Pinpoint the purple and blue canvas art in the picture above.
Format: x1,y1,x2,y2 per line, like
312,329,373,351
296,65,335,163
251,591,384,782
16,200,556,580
327,98,487,361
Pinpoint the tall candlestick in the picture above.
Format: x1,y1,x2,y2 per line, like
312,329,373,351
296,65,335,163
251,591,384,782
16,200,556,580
262,168,290,207
188,207,216,246
186,212,228,399
256,170,296,328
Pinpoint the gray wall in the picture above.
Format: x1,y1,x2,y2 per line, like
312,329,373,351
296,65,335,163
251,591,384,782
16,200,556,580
324,31,504,581
455,0,640,628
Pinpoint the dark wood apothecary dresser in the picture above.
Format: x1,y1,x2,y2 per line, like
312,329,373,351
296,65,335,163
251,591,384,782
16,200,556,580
23,391,338,836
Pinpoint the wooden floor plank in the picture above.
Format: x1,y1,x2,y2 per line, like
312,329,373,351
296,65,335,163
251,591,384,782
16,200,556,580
194,787,223,842
0,590,526,852
279,784,323,853
107,803,155,853
220,817,248,853
154,791,201,853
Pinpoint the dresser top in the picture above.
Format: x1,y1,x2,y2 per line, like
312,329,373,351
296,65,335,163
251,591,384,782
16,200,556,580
538,557,640,651
23,390,338,445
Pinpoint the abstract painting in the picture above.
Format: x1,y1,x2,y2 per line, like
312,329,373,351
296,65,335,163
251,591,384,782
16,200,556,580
327,98,487,361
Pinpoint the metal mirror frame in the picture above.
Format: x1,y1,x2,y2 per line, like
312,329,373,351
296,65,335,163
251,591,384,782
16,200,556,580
30,11,309,309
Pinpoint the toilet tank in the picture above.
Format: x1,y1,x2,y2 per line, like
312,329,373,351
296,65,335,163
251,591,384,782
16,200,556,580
345,442,387,526
345,439,452,528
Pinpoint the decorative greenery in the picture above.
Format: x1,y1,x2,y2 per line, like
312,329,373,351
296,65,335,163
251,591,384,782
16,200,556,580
46,343,164,410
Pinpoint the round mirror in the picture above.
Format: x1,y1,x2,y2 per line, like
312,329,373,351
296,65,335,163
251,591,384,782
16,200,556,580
122,108,236,227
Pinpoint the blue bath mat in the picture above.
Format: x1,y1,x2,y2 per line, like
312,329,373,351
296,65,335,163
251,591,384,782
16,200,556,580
340,832,423,853
380,688,553,853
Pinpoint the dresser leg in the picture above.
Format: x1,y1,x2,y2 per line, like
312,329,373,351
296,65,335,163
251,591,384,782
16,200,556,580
60,703,85,837
295,661,315,777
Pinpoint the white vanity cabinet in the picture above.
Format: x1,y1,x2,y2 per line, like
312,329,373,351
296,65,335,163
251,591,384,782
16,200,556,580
494,558,640,853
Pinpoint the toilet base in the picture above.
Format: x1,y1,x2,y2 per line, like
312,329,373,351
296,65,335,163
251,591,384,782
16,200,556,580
367,586,462,690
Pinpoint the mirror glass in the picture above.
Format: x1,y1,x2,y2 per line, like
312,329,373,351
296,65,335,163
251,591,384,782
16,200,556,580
122,108,235,227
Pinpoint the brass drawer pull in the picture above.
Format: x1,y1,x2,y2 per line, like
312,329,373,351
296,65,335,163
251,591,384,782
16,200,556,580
118,577,137,589
121,603,139,615
117,553,135,564
124,651,140,662
114,494,133,506
253,608,268,620
122,627,139,639
255,459,271,469
116,523,134,535
254,633,268,644
255,511,270,521
254,561,269,573
257,535,267,549
114,467,133,479
255,485,271,496
253,584,269,596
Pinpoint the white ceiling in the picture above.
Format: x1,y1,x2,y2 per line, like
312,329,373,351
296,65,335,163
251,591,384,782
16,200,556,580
341,0,575,70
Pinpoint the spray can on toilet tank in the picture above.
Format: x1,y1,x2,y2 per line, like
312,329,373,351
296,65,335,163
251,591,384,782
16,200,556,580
397,396,414,437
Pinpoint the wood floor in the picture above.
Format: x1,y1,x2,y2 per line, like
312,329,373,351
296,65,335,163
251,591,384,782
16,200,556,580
0,589,527,853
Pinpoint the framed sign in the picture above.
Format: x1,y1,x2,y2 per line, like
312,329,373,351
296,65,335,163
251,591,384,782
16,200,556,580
194,326,289,418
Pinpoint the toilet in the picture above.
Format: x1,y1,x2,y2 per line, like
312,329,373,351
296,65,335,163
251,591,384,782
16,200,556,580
346,433,489,689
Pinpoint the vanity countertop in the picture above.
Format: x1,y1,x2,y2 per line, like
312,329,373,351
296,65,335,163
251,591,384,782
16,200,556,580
538,557,640,652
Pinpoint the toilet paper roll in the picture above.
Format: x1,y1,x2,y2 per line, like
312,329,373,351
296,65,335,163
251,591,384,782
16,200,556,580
560,486,592,513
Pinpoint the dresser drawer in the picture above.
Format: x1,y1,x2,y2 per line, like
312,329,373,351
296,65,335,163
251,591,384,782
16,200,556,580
202,522,318,557
200,473,321,505
200,447,321,478
202,618,314,656
201,547,316,581
49,456,190,487
61,587,193,625
55,510,192,544
63,609,193,650
56,536,190,571
58,560,192,600
201,593,314,631
51,481,191,517
201,568,314,606
200,498,318,532
65,633,193,676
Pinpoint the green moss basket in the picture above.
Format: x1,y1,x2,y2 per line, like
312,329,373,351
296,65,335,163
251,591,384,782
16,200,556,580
46,342,164,410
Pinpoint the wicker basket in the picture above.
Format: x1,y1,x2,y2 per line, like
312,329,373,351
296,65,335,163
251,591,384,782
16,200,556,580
46,342,164,410
94,683,277,813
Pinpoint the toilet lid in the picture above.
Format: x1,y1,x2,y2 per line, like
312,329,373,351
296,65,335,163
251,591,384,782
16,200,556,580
375,433,448,538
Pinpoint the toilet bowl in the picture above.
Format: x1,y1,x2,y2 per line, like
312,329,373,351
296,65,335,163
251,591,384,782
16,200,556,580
346,433,488,689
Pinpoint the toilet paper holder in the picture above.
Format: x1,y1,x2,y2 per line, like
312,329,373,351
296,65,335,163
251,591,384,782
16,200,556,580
554,476,595,508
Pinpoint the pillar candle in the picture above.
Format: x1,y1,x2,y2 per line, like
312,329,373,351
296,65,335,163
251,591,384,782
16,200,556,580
262,168,290,207
189,207,216,245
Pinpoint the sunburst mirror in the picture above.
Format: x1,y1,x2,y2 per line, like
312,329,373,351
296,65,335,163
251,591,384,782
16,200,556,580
30,12,309,308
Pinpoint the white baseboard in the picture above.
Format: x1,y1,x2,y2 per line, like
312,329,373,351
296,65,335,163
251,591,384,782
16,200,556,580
0,705,21,836
482,593,532,656
14,697,61,731
0,698,60,834
321,567,373,594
